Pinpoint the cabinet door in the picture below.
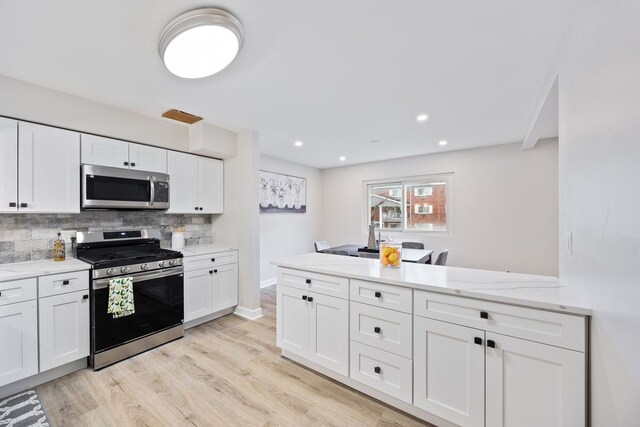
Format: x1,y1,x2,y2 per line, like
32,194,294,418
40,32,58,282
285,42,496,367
485,332,585,427
81,134,129,169
39,290,90,371
129,142,167,173
0,117,18,213
167,151,199,213
0,300,38,387
212,263,238,312
184,268,213,322
197,157,223,214
414,316,485,427
18,122,80,213
308,292,349,376
276,285,309,357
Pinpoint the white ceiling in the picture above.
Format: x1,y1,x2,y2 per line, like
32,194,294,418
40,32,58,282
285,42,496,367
0,1,568,169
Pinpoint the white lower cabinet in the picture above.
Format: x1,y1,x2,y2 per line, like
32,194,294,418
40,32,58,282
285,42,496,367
39,290,90,371
414,316,485,427
277,284,349,376
184,254,239,324
0,300,38,387
485,332,585,427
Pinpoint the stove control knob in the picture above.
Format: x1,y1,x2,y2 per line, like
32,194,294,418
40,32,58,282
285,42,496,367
169,259,177,266
121,266,130,274
158,261,167,268
106,268,116,276
140,263,150,271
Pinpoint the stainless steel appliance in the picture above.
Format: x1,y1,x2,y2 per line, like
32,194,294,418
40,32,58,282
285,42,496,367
76,229,184,370
81,164,170,210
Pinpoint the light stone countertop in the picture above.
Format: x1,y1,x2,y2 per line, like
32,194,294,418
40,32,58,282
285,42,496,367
0,258,91,283
272,253,591,316
178,244,237,257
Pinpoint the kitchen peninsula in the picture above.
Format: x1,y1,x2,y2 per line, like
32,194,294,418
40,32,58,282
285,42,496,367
273,253,590,427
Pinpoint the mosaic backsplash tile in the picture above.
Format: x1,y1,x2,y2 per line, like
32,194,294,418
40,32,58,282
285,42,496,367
0,212,213,264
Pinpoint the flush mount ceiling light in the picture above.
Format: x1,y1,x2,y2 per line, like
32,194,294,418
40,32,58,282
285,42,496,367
158,8,244,79
439,140,448,146
294,140,303,147
416,114,428,122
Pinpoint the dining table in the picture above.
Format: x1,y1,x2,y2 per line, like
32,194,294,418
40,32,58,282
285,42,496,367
321,244,433,264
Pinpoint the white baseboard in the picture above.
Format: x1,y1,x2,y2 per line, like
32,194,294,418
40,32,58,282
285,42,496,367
260,277,277,288
234,305,263,320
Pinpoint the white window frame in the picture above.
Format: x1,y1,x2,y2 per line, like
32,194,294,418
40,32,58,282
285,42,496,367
414,204,433,214
362,173,452,235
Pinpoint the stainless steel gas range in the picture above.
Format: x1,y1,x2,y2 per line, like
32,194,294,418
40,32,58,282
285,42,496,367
75,229,184,370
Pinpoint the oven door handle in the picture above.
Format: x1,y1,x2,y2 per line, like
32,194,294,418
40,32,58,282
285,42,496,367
149,176,155,207
93,266,184,290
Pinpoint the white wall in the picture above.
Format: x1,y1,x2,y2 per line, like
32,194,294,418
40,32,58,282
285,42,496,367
214,131,262,317
259,156,323,284
321,140,559,276
0,74,188,150
558,0,640,424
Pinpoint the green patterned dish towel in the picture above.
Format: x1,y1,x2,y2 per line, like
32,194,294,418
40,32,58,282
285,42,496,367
107,277,135,319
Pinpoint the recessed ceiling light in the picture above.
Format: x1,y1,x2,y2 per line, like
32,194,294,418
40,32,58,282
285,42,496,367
416,114,428,122
439,140,448,146
294,141,303,147
339,156,346,162
159,8,244,79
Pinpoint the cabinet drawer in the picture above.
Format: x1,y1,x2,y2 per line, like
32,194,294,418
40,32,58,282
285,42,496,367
350,302,412,358
0,278,37,306
350,341,413,404
350,279,412,313
39,270,89,298
184,251,238,270
278,268,348,299
414,290,586,352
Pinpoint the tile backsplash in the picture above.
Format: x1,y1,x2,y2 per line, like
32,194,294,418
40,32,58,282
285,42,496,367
0,212,213,264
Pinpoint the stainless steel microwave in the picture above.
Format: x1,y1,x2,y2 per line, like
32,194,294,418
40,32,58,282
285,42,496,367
81,164,170,210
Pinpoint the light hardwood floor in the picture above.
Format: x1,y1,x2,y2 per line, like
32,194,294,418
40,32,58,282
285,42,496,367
37,286,432,427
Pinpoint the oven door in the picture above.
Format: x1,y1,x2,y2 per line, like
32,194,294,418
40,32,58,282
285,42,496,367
92,266,184,355
82,164,170,210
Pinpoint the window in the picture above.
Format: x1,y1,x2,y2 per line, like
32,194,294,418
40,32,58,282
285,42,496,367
365,174,451,233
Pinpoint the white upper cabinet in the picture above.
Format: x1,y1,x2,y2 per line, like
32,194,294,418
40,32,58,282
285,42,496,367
81,135,167,174
167,151,199,213
0,117,18,213
128,143,167,173
168,151,223,214
19,122,80,213
81,134,129,169
198,157,223,214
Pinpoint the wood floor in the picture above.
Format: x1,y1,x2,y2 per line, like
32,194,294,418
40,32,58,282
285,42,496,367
37,286,432,427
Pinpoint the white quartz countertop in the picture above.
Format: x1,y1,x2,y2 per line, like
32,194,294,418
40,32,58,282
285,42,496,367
179,244,237,257
0,258,91,283
272,253,591,315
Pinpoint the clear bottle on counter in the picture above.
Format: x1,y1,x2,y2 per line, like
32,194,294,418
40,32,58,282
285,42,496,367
53,230,66,262
380,242,402,268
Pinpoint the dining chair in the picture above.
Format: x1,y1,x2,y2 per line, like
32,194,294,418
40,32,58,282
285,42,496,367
434,249,449,266
314,240,330,252
358,252,378,259
323,250,349,256
402,241,425,249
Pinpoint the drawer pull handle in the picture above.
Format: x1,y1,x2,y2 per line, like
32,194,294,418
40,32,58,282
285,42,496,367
474,337,483,345
211,258,216,262
20,203,28,208
83,294,89,300
9,202,16,207
487,339,496,348
302,295,308,300
480,311,489,319
62,280,70,285
213,269,218,274
130,162,136,167
374,291,381,298
374,366,381,374
124,161,129,166
307,296,314,302
305,279,311,284
195,207,199,210
374,326,381,334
